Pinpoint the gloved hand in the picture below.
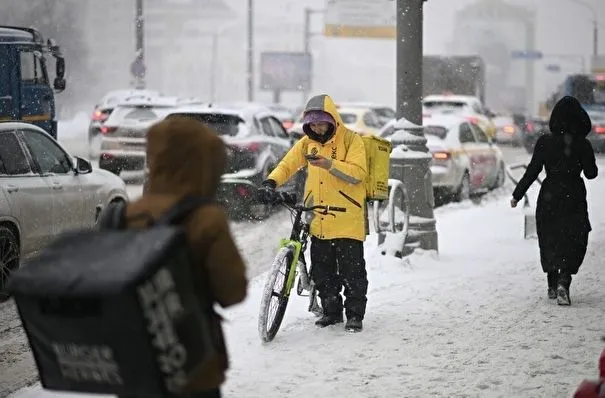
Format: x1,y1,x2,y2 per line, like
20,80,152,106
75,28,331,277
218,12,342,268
257,180,277,204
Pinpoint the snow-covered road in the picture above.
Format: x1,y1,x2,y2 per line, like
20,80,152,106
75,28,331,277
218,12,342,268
4,118,605,397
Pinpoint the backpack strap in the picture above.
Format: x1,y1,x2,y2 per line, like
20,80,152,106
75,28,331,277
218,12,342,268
154,196,213,226
97,201,127,230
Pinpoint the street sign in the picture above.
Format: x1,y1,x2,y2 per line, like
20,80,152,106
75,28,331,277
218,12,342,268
510,50,543,60
260,52,312,92
545,64,561,73
324,0,396,39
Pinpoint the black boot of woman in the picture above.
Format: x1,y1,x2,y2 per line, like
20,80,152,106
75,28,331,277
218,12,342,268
557,271,572,306
547,272,558,299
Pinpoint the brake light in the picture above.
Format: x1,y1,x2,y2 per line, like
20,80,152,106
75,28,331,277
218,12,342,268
503,125,515,134
100,126,118,135
236,185,251,198
235,143,260,152
92,109,109,122
432,151,450,160
594,126,605,134
525,122,535,132
100,153,113,160
465,116,479,125
282,120,294,130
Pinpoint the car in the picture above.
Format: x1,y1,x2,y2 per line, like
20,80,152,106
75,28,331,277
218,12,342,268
383,114,505,201
267,104,296,130
586,109,605,152
522,116,549,153
337,102,395,128
155,103,303,220
88,89,163,159
422,94,497,140
288,106,383,138
492,114,524,146
98,96,203,176
0,122,128,301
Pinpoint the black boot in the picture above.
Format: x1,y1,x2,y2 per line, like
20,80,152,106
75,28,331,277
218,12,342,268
315,296,343,327
557,272,572,306
547,272,557,299
345,316,363,332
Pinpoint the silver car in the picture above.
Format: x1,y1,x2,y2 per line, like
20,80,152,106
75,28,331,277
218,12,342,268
0,122,128,301
98,96,204,176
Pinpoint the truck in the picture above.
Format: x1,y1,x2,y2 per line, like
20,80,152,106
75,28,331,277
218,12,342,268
0,25,66,139
423,55,486,105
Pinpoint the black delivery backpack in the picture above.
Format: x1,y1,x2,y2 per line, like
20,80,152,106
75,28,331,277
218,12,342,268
6,197,216,397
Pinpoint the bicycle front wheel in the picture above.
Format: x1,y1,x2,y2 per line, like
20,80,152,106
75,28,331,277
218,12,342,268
258,246,296,342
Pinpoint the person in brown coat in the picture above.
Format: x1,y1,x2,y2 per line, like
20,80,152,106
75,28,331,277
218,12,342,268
123,116,248,398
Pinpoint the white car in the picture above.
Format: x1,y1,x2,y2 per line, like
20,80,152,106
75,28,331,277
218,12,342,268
98,96,203,176
0,122,128,301
381,114,505,201
422,94,497,140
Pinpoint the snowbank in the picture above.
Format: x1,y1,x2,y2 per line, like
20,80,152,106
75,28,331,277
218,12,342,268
10,169,605,398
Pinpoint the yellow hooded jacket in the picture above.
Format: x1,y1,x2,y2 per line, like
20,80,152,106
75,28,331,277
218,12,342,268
268,94,368,241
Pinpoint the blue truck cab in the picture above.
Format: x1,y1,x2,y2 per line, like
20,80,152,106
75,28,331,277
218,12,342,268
0,26,66,139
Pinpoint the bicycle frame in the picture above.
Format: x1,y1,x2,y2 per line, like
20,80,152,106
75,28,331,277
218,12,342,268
279,207,311,298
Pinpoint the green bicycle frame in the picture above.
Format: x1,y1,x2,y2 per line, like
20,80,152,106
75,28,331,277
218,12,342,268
279,238,302,298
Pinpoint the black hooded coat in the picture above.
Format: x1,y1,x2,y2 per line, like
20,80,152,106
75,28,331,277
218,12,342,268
512,96,598,274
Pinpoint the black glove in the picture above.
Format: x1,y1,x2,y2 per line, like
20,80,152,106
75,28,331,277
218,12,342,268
257,180,277,204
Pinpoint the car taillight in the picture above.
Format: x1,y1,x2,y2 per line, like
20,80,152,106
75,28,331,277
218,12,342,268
282,120,294,130
100,126,118,135
236,185,251,198
235,143,260,152
503,125,515,134
525,122,535,132
594,126,605,134
432,151,450,160
92,109,110,122
465,116,480,125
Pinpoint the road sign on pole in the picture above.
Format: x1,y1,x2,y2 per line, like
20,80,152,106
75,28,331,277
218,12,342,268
324,0,396,39
510,50,543,60
545,64,561,72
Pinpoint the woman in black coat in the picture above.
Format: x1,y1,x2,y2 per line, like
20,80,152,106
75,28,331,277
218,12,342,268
511,96,598,306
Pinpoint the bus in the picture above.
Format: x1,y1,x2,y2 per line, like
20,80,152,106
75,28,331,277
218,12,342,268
545,74,605,114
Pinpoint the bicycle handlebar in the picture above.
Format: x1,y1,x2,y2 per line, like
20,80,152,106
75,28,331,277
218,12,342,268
268,191,347,213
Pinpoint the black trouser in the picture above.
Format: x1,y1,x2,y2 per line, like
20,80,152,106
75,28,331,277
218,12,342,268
547,270,572,290
119,389,220,398
310,237,368,319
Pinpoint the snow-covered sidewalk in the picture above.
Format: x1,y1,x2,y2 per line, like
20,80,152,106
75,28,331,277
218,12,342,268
12,178,605,398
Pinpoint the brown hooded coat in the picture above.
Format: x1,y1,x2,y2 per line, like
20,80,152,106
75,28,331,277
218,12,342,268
125,117,247,391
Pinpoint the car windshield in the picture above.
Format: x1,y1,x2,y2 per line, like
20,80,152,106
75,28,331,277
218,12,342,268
587,111,605,122
340,113,357,124
109,105,174,124
423,101,469,114
424,125,449,140
170,112,244,137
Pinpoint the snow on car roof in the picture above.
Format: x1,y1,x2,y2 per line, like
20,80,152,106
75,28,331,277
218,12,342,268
423,94,480,104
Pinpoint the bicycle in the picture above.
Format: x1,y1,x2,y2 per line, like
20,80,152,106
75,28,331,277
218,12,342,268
258,192,346,342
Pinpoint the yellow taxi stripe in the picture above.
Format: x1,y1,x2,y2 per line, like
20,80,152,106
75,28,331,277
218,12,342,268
22,114,51,122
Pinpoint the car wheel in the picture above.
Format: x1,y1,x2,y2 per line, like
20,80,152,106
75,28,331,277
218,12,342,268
0,226,20,303
453,172,471,202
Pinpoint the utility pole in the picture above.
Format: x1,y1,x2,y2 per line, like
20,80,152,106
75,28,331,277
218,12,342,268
593,20,598,56
247,0,254,102
391,0,438,252
134,0,145,89
210,32,218,103
396,0,422,123
302,8,324,104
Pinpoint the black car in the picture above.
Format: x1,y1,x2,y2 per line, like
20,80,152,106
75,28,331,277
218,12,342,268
522,117,549,153
151,103,304,220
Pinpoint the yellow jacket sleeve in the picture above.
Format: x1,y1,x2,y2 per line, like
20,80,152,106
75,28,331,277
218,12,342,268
268,138,307,187
329,133,367,185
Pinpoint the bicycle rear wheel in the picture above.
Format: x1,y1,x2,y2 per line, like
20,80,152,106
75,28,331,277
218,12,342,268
258,247,295,342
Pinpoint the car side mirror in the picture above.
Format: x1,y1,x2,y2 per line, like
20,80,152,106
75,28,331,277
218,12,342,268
75,157,93,174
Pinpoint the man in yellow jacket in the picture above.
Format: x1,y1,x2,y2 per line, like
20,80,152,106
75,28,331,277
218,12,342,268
258,94,369,332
